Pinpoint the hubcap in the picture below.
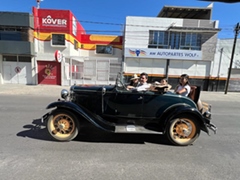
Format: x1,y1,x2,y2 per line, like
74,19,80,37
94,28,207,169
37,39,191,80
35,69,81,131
172,118,196,140
51,114,75,135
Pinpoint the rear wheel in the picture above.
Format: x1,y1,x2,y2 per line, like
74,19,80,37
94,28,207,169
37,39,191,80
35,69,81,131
166,115,200,146
47,109,79,141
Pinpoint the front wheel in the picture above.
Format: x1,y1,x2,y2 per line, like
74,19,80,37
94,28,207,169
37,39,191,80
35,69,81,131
166,115,200,146
47,109,79,141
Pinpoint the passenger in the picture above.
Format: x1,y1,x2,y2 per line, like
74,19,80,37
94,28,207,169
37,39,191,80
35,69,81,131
127,74,139,89
174,74,191,96
130,72,150,91
175,74,203,112
160,78,172,91
150,78,172,92
160,78,168,85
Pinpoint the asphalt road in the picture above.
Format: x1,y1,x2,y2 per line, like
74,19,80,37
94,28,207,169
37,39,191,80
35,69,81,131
0,86,240,180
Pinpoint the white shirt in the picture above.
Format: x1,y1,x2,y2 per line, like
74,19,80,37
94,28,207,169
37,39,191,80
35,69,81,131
176,84,191,96
135,83,151,91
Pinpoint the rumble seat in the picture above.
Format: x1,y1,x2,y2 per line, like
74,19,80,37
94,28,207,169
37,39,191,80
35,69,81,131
188,86,201,104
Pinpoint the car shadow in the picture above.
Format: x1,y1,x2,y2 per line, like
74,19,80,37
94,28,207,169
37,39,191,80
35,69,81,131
16,118,53,141
17,118,172,146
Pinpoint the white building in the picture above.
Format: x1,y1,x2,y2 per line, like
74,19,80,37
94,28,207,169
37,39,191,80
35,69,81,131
123,5,220,90
212,38,240,91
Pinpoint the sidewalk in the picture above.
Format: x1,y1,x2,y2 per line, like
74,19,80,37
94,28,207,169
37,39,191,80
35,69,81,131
0,84,240,101
0,84,70,96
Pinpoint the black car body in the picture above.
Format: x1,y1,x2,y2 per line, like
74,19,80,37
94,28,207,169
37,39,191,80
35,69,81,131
42,73,217,146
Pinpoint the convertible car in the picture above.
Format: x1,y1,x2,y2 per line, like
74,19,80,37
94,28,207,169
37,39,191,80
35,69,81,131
42,73,217,146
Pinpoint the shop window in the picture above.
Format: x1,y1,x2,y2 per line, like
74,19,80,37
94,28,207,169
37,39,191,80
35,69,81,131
96,45,113,54
51,34,65,46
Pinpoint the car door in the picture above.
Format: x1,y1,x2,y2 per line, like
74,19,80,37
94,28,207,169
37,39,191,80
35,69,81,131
114,90,144,118
142,92,167,118
103,88,143,118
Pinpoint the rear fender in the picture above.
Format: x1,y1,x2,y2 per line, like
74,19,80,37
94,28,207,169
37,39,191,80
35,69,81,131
159,104,209,134
46,101,115,132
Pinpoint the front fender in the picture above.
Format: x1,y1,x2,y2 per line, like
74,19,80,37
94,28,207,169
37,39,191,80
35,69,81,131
46,101,115,132
160,104,209,134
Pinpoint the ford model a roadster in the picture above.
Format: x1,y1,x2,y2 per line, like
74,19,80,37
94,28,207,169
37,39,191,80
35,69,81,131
42,73,217,146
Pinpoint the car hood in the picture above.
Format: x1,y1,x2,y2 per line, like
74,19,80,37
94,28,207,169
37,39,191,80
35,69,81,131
70,84,115,92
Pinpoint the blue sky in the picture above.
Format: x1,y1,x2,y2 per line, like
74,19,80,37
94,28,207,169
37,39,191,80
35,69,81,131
1,0,240,38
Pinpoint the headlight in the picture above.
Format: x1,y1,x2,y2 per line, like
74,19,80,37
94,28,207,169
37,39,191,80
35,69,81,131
203,111,211,118
61,89,69,100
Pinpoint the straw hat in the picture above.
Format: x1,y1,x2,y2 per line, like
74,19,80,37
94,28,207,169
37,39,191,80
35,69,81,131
130,74,139,80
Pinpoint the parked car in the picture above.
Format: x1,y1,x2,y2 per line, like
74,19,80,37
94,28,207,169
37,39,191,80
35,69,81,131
42,72,217,146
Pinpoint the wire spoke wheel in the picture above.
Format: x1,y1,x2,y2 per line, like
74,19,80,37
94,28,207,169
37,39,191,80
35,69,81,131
47,109,79,141
166,116,200,146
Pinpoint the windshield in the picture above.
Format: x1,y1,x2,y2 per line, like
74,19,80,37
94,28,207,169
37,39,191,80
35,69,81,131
115,72,128,90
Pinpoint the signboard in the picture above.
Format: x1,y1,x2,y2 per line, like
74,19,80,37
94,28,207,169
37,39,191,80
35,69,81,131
55,50,62,63
124,48,202,60
36,9,70,32
15,66,21,73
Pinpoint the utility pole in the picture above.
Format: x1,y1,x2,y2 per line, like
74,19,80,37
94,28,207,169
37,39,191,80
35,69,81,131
224,23,240,94
216,47,223,91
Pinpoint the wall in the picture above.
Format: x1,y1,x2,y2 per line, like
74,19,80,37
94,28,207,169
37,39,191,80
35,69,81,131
124,16,183,48
0,55,2,84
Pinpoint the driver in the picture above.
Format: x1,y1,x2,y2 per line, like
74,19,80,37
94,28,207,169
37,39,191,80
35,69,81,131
130,72,150,91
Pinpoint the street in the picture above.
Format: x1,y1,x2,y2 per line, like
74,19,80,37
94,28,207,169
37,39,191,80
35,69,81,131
0,90,240,180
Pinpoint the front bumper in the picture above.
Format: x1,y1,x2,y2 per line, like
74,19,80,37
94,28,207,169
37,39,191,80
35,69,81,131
206,122,217,134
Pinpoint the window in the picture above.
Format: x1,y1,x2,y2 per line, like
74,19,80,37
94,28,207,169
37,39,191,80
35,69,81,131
149,31,169,49
3,56,31,62
51,34,65,46
74,40,78,50
180,32,201,50
169,32,180,49
3,56,17,62
19,56,31,62
0,26,22,41
148,30,201,50
96,45,113,54
0,31,21,41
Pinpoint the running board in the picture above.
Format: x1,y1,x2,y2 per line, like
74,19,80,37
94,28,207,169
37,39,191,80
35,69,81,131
115,125,163,134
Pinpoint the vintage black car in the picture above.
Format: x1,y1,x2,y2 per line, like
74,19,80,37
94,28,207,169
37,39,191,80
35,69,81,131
42,73,217,146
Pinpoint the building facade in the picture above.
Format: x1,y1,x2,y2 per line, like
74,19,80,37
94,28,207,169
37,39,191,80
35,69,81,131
0,7,123,86
33,7,123,86
123,5,220,90
211,38,240,91
0,12,35,85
